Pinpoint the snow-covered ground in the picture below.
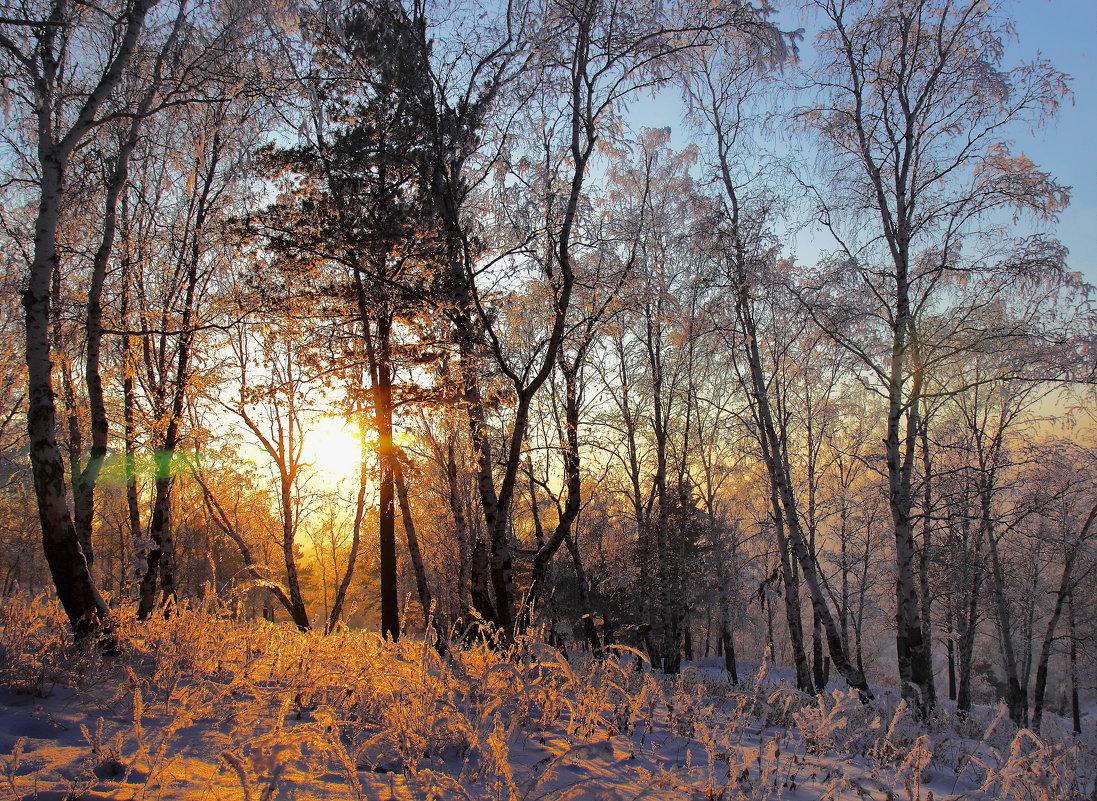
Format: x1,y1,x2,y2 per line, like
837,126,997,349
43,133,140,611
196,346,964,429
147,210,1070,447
1,598,1093,800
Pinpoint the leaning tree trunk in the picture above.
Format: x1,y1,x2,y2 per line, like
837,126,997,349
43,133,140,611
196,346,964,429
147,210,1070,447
525,356,584,620
394,458,435,635
738,291,871,699
280,471,310,631
1031,552,1075,733
716,158,869,698
327,416,368,633
194,467,298,619
564,530,602,658
446,77,585,634
771,486,814,694
1032,503,1095,731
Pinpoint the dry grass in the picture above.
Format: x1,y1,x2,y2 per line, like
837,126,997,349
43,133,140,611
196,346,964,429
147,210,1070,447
0,596,1093,800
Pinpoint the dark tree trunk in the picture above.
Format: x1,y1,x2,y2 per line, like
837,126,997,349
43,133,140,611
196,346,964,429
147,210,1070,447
445,438,474,619
437,267,505,632
564,531,602,658
452,297,506,626
525,356,584,621
137,123,223,618
765,592,775,660
470,537,495,625
281,470,311,631
720,615,739,683
1034,504,1097,731
73,108,148,577
956,511,983,715
346,246,399,641
813,613,830,690
137,474,177,618
987,517,1026,726
956,575,981,714
1031,556,1072,733
373,317,400,641
1069,589,1080,734
773,494,813,694
887,319,935,718
25,158,110,638
918,417,935,702
395,458,434,634
120,282,142,589
379,467,398,639
946,606,957,702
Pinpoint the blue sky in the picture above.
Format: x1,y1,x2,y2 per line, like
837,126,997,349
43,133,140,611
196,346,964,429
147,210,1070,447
1003,0,1096,282
631,0,1096,283
780,0,1096,280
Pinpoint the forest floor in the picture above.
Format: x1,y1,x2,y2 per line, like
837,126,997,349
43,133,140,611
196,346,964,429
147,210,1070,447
0,598,1093,801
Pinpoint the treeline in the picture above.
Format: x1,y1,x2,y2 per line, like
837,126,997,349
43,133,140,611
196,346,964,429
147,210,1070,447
0,0,1094,732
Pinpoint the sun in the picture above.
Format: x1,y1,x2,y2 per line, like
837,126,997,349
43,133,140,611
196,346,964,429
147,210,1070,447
304,416,363,482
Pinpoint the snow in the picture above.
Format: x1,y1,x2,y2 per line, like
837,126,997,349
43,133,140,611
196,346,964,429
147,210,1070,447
1,598,1093,800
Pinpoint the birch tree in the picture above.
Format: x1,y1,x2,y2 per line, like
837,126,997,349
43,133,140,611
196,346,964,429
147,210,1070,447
800,0,1070,715
0,0,164,636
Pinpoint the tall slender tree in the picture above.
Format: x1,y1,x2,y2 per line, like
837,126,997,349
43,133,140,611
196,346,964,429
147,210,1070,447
801,0,1070,715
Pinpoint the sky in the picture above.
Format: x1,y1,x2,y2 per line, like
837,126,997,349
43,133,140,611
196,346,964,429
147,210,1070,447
633,0,1097,283
1002,0,1096,282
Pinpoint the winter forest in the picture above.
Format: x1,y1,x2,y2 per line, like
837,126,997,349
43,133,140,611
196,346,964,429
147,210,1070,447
1,0,1096,797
